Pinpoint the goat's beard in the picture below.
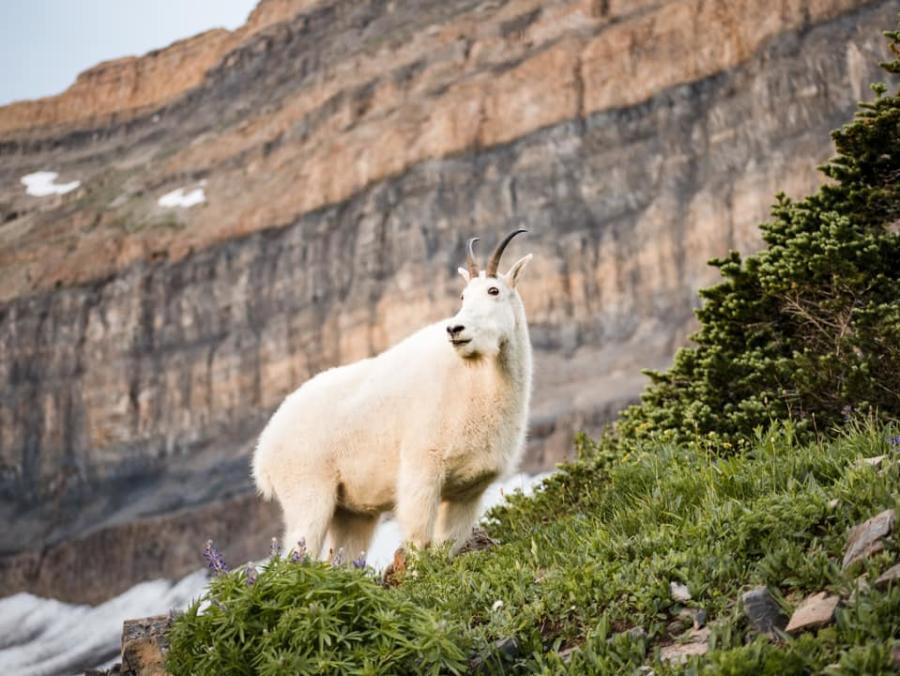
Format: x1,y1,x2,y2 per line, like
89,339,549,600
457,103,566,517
453,336,501,362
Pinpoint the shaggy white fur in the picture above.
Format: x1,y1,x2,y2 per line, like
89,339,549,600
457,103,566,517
252,236,533,560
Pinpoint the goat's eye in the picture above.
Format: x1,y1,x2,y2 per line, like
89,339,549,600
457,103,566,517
488,286,500,296
460,293,464,301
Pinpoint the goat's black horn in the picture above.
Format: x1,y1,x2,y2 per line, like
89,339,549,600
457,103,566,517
485,228,527,277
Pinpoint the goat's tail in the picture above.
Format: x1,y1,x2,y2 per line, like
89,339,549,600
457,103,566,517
251,444,276,500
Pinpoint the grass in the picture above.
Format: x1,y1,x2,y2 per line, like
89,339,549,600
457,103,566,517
167,421,900,674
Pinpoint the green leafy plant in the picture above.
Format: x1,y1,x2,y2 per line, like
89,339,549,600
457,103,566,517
167,553,470,675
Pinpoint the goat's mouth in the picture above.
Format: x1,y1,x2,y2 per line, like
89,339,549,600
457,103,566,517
450,338,472,346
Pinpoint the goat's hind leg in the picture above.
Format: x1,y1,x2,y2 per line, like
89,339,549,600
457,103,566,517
435,496,482,553
327,509,378,563
278,481,335,560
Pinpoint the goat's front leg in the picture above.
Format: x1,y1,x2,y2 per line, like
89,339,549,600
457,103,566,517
395,454,442,549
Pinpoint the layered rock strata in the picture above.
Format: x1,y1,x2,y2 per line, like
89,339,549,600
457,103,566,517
0,0,893,601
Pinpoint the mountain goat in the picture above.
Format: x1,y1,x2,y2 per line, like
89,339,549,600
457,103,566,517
252,229,533,560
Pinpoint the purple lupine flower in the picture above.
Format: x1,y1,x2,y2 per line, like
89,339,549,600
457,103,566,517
352,552,367,569
270,537,280,558
841,405,853,421
889,435,900,447
203,539,229,576
290,538,307,563
245,566,258,586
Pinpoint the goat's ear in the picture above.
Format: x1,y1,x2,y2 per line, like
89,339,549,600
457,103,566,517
457,267,471,283
504,254,532,288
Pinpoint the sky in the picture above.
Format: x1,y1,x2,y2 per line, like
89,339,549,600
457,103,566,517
0,0,259,106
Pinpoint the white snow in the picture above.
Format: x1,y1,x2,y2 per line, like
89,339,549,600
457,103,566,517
158,186,205,208
0,472,551,675
20,171,80,197
0,571,207,676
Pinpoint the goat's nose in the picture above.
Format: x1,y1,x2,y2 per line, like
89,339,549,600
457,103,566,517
446,324,465,337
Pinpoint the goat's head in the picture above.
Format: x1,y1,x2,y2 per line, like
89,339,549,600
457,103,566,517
448,228,533,359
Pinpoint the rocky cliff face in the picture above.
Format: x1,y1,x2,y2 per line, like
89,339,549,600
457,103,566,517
0,0,893,602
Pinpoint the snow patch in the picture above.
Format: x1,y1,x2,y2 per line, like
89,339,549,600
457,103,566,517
0,571,207,676
21,171,80,197
158,186,205,208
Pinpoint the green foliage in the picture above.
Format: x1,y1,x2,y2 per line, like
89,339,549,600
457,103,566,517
618,29,900,445
169,424,900,674
405,422,900,674
166,557,470,675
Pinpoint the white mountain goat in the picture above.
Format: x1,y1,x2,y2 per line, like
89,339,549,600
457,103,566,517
252,229,533,560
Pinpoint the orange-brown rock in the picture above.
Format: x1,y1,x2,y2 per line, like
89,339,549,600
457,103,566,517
0,0,314,134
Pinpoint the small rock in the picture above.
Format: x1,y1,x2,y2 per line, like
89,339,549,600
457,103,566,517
626,626,648,641
678,607,707,629
856,455,885,469
667,619,687,637
494,637,519,659
659,641,708,664
842,509,895,569
670,581,692,602
785,592,840,635
659,627,709,664
121,615,170,676
457,527,499,554
607,626,648,644
875,563,900,590
742,586,788,636
828,499,840,509
468,637,520,672
558,645,578,663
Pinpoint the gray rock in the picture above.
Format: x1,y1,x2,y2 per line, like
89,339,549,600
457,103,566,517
456,528,499,555
626,626,648,641
678,607,707,630
855,455,885,469
659,628,710,664
494,637,519,660
667,619,688,637
468,637,520,672
842,509,896,569
785,592,840,635
741,586,787,635
669,581,692,603
875,563,900,590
